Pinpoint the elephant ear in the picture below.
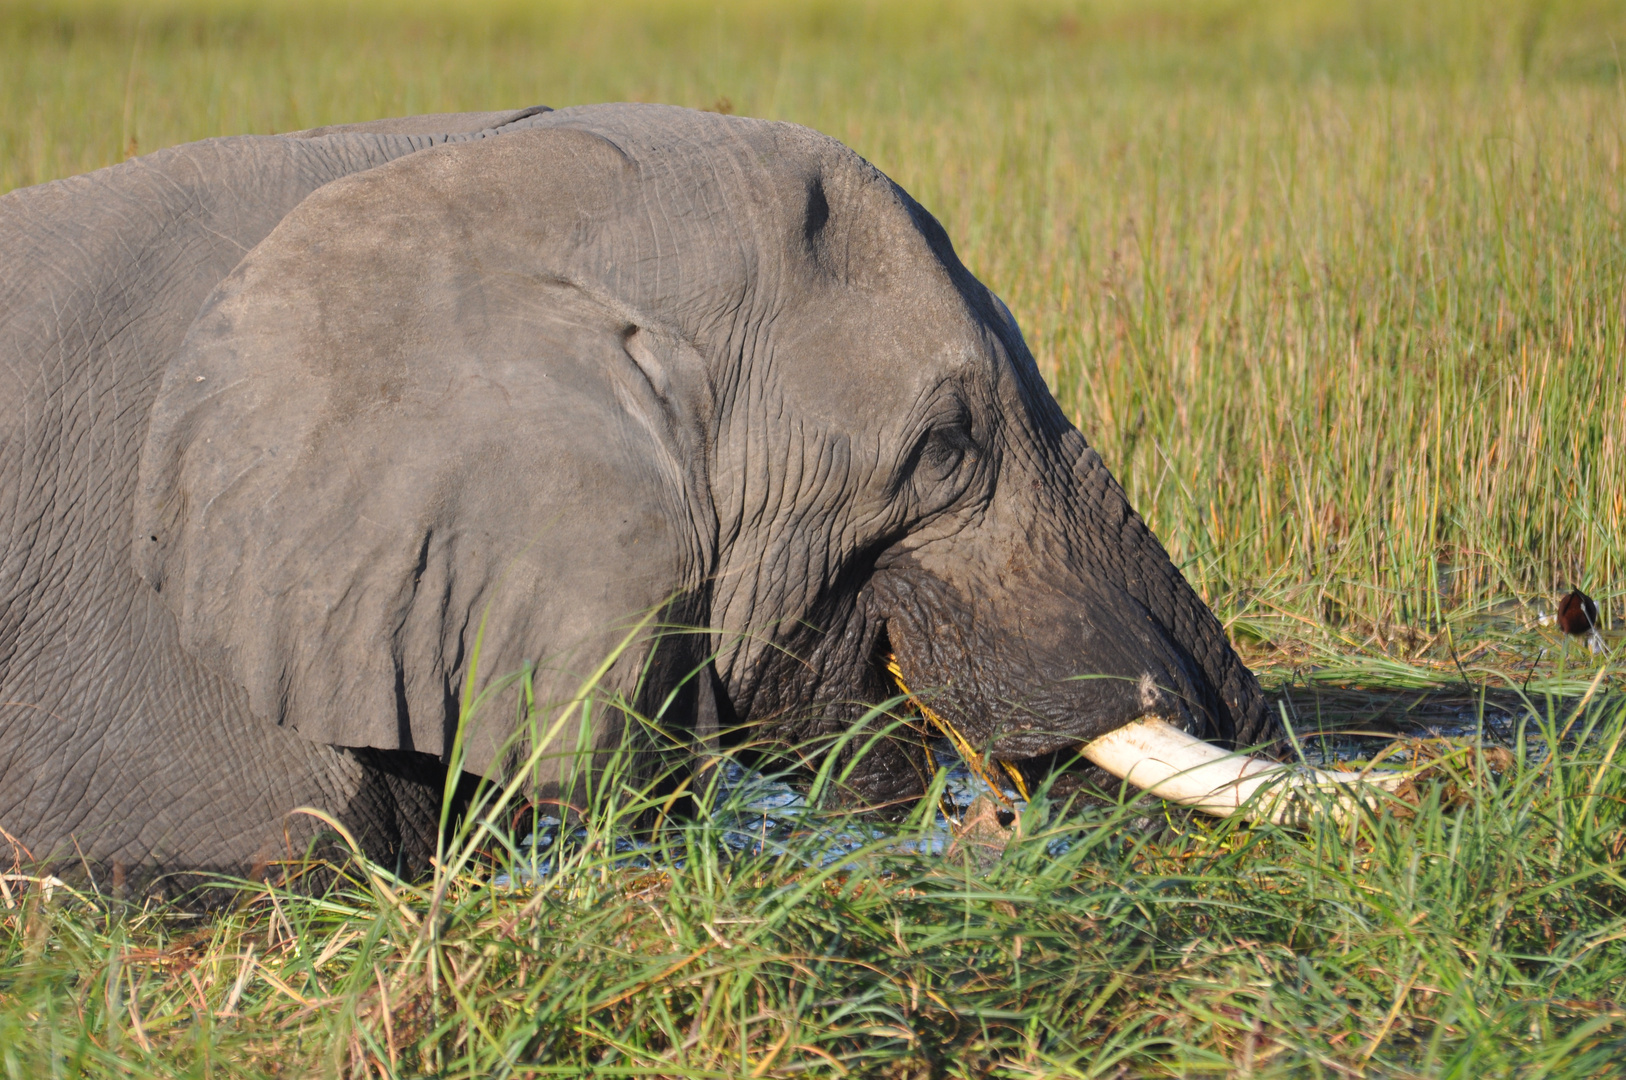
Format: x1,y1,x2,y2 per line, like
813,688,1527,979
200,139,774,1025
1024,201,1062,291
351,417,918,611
133,128,717,775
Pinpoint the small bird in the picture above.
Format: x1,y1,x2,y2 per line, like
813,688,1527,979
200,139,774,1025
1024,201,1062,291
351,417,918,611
1557,588,1606,655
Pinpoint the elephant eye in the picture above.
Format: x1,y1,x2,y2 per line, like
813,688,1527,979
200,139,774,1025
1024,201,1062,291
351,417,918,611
916,424,971,484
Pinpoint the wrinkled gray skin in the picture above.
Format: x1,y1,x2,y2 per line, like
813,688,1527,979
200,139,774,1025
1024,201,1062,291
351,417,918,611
0,104,1275,889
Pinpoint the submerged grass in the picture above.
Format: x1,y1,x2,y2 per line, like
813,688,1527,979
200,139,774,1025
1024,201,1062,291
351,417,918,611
4,0,1626,1074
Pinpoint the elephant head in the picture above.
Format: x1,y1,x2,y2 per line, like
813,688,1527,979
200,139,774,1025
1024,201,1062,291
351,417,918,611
131,104,1277,811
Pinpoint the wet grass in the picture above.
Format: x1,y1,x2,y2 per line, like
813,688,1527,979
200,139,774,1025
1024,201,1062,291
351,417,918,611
3,0,1626,1074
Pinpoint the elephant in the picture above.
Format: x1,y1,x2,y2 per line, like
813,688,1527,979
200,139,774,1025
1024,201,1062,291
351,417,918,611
0,103,1281,892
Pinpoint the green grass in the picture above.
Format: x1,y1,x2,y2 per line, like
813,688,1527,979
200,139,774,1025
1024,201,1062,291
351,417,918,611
4,0,1626,1074
3,676,1625,1077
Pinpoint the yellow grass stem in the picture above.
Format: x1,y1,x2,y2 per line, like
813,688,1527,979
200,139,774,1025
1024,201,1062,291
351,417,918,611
885,655,1029,806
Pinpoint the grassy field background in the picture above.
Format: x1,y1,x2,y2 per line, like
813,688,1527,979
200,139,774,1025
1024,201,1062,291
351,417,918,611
5,0,1626,658
3,0,1626,1076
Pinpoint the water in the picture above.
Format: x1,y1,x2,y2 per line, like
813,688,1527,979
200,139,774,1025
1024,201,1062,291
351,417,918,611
1271,678,1594,773
492,741,1022,886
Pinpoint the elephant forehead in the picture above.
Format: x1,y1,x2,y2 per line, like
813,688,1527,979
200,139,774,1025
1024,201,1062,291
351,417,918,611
765,285,998,432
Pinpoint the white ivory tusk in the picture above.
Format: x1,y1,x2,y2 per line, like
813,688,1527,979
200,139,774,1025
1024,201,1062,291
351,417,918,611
1080,716,1408,826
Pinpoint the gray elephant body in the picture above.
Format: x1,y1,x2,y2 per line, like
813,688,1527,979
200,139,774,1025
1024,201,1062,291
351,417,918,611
0,104,1273,886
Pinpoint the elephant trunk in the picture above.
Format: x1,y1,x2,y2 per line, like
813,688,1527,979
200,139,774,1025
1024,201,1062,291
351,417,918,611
868,430,1289,805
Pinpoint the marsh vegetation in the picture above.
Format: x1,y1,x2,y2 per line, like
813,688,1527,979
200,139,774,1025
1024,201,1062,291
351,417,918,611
2,0,1624,1074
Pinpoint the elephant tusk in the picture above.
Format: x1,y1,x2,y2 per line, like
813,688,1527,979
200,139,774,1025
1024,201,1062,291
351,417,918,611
1080,716,1409,827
